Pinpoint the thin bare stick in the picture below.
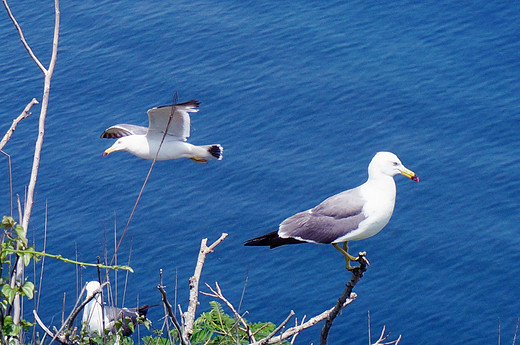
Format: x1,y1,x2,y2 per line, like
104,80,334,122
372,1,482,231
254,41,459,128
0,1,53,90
183,233,228,341
513,317,519,345
109,94,179,269
0,98,38,151
368,310,371,345
1,150,13,217
260,311,295,345
32,310,55,339
157,284,187,345
36,202,48,312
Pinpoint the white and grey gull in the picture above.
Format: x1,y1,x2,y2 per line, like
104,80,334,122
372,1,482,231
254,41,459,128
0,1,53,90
81,281,156,337
244,152,419,270
101,100,223,163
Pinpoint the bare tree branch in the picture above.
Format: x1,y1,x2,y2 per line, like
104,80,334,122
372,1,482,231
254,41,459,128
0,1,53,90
4,0,60,333
0,98,38,151
372,326,401,345
183,233,228,342
1,0,47,73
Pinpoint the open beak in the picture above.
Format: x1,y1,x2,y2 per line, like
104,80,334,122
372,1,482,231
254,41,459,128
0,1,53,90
400,167,419,182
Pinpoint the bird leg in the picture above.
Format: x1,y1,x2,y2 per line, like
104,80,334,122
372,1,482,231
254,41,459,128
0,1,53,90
333,242,358,271
333,242,370,271
190,157,208,163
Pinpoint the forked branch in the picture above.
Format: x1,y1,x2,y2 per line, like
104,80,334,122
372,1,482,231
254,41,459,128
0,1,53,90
183,233,228,342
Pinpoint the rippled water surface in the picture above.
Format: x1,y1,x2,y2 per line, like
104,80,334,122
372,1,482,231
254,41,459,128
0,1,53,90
1,1,519,344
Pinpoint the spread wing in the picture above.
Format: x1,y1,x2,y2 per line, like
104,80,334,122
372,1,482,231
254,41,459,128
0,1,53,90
100,124,147,139
278,187,367,244
146,100,200,140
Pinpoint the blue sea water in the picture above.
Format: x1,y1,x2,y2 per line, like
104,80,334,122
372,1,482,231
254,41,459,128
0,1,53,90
1,1,520,344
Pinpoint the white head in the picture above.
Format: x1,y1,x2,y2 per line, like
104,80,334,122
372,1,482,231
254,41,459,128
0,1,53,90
85,281,101,299
368,152,419,182
102,136,134,156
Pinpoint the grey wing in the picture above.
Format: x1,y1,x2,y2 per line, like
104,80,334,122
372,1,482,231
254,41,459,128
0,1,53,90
103,305,122,323
146,100,200,140
118,308,140,336
279,188,366,244
101,124,147,138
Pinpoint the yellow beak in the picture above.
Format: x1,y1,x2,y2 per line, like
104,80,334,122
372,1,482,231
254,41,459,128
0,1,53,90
102,148,115,157
400,168,419,182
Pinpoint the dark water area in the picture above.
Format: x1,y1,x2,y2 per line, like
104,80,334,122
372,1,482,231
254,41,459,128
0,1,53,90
1,1,519,344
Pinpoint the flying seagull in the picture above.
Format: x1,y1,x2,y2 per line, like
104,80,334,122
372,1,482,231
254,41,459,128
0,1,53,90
244,152,419,270
101,100,223,163
81,281,156,337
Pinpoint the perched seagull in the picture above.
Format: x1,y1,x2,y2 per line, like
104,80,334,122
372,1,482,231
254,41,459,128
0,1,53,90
244,152,419,270
81,281,156,337
101,100,223,163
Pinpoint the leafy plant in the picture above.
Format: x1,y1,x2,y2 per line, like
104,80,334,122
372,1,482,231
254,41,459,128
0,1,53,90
144,301,286,345
0,216,36,343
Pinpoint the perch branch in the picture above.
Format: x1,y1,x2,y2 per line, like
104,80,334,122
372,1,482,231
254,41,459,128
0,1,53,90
251,253,367,345
0,98,38,151
320,252,369,345
183,233,228,342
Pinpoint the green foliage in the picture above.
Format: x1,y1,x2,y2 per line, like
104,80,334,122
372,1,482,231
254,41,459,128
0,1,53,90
145,301,286,345
0,216,36,342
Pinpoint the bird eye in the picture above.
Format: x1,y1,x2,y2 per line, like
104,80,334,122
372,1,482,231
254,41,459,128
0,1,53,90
392,162,399,166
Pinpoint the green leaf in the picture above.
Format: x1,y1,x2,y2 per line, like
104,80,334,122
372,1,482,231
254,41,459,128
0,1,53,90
21,281,34,299
2,284,16,305
19,318,34,331
22,252,32,266
14,225,27,246
1,216,16,229
2,315,21,336
127,319,134,333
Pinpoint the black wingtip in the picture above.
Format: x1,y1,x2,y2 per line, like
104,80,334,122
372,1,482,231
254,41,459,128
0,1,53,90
175,99,200,108
208,144,223,160
244,231,304,249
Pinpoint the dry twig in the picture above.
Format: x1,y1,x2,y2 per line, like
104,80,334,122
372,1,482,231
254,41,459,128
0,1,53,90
0,98,38,151
372,326,401,345
202,281,256,342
